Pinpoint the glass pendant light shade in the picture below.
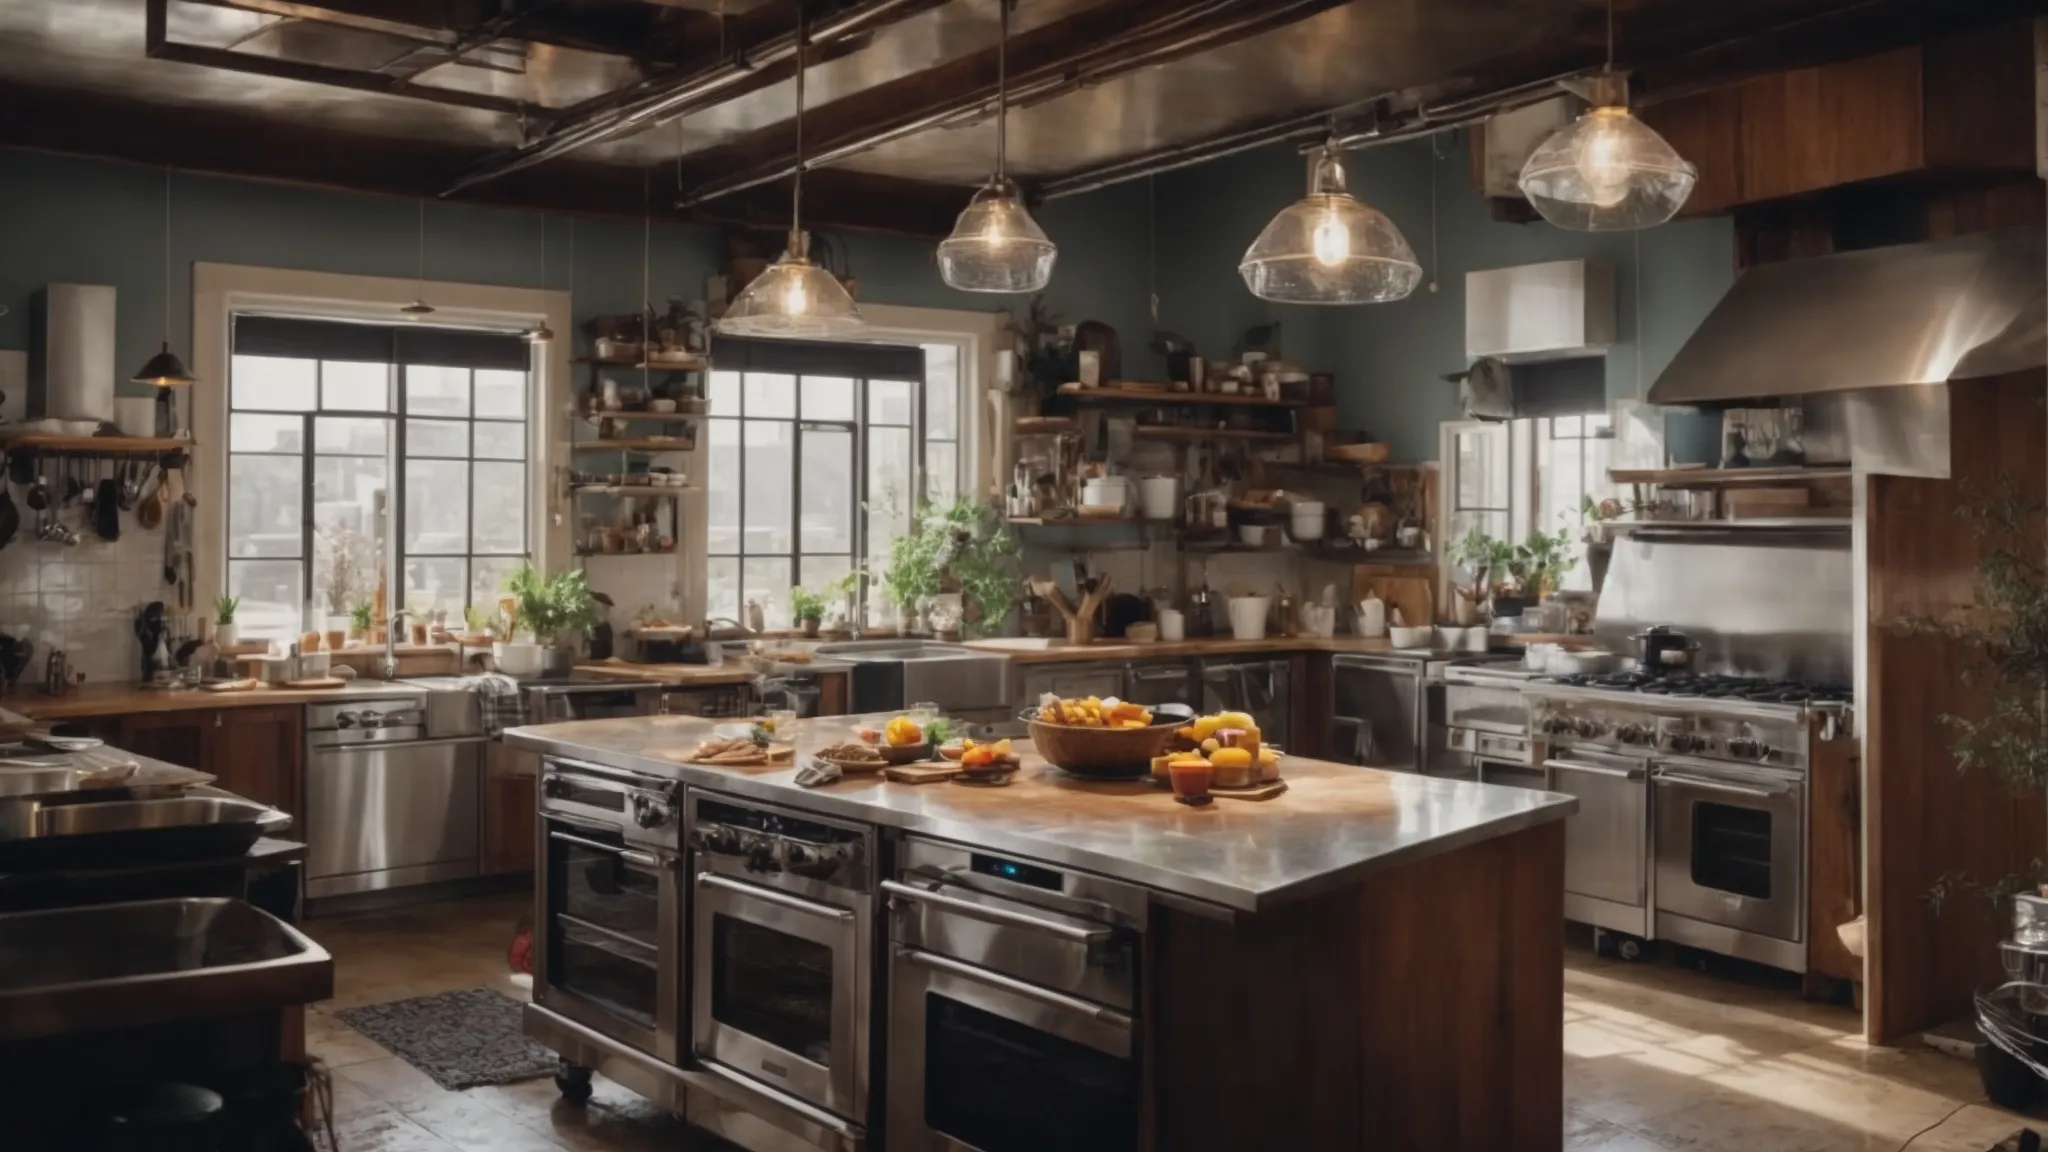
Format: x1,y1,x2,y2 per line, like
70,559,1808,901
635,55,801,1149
1239,146,1421,305
1518,104,1697,231
938,180,1057,293
718,230,864,337
132,341,195,387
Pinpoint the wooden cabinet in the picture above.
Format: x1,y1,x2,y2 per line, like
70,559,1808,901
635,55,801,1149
480,741,537,876
111,705,304,827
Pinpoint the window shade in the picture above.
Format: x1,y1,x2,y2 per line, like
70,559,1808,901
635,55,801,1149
233,315,531,371
709,335,925,380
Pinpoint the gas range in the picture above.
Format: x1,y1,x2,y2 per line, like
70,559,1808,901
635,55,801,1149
1522,672,1853,771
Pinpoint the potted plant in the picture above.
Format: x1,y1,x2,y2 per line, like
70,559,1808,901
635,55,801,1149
347,600,374,646
1514,527,1578,604
789,584,829,638
1449,528,1497,625
213,594,240,648
502,562,600,677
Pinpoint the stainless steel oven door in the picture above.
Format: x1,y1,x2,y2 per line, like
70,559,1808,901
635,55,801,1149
1546,751,1649,910
1653,759,1804,944
692,871,865,1120
888,946,1136,1152
535,819,681,1062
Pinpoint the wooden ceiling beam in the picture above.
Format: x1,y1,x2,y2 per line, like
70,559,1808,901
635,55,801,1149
0,80,964,238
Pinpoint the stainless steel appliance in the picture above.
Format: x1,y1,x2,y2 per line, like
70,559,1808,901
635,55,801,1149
1524,671,1850,971
884,836,1145,1152
1330,652,1507,773
818,640,1015,723
528,679,663,723
661,683,756,719
1439,660,1548,781
1018,662,1124,706
1200,658,1290,748
688,793,875,1123
304,692,484,900
535,755,683,1061
1124,659,1198,709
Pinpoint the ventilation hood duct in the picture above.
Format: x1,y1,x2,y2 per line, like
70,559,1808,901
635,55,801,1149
1648,226,2047,405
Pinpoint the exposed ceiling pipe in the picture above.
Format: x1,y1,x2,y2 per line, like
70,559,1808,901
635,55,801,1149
674,0,1344,210
443,0,942,196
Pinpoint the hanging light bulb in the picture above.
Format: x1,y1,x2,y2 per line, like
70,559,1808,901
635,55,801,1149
524,214,555,344
937,0,1056,293
1517,4,1696,231
718,12,862,337
401,201,435,319
131,167,196,387
1239,143,1421,305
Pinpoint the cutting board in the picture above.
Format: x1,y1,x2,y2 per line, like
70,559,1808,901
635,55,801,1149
1352,565,1436,629
884,763,960,785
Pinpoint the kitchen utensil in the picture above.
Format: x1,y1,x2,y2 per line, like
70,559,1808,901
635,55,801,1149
1226,595,1270,641
1388,625,1433,649
92,478,119,541
1032,573,1113,645
1631,625,1702,671
1026,703,1194,778
1157,609,1185,642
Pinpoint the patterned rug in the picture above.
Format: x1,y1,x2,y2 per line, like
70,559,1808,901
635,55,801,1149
335,988,556,1090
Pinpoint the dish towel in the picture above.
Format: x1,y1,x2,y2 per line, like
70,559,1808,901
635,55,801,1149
466,673,527,736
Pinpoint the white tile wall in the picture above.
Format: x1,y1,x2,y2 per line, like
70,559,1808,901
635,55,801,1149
0,522,187,686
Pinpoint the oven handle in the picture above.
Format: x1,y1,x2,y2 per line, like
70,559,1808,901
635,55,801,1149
699,872,856,923
905,949,1133,1029
548,830,660,871
882,879,1113,946
1654,771,1790,799
1548,758,1646,781
543,759,668,791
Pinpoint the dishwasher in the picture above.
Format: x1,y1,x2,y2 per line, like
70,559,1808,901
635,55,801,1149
303,691,484,900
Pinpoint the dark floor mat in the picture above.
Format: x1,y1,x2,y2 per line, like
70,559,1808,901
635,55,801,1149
335,988,555,1091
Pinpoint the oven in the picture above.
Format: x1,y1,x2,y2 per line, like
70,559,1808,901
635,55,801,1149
1653,756,1806,971
1456,730,1546,789
528,681,663,724
535,757,683,1062
687,793,874,1123
885,837,1146,1152
1549,747,1651,938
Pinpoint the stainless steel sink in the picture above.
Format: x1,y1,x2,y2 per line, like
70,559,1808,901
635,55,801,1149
812,640,1015,713
0,897,333,1043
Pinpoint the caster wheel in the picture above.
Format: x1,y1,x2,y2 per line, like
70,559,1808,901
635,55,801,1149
1979,1043,2044,1111
1616,938,1644,962
1596,931,1648,962
555,1064,594,1105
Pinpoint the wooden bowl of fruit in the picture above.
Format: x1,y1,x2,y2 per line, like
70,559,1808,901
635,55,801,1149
1025,698,1195,779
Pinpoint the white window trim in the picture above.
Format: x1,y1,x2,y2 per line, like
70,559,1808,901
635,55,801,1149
191,262,572,614
836,302,1005,499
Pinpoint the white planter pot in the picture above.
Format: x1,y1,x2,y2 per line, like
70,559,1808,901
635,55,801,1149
213,622,238,648
493,641,546,677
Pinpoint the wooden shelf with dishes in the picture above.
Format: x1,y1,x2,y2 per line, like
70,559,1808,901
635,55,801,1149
1133,425,1294,443
578,410,703,427
570,438,695,453
570,484,697,497
1607,465,1851,488
0,434,191,455
574,353,711,372
572,547,681,559
1055,383,1306,409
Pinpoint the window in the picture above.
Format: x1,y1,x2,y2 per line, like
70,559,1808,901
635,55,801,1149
226,317,530,638
705,337,965,629
1439,413,1620,594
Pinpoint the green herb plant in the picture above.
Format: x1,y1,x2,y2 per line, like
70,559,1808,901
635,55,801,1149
788,585,829,626
349,601,374,633
215,594,239,626
502,562,600,645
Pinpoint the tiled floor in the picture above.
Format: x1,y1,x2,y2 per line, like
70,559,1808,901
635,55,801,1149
305,891,2037,1151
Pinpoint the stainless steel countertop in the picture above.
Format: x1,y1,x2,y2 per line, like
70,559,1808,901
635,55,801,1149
506,715,1576,914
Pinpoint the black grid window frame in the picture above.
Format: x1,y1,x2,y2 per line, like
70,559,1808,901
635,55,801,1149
226,320,531,631
1447,423,1514,544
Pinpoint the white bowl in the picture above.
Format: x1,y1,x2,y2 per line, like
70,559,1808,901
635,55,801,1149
1388,625,1433,649
493,641,546,677
1238,524,1268,547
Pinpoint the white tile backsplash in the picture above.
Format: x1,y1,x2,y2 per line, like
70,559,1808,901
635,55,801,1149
0,521,186,686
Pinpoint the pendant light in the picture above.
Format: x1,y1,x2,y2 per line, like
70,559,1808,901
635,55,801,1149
131,166,196,387
936,0,1055,293
401,201,435,319
718,10,862,337
524,214,555,344
1238,140,1421,305
1517,0,1696,231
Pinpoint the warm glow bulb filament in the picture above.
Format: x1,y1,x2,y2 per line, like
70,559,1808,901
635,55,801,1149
784,276,809,316
1311,212,1350,268
981,219,1010,250
1575,110,1635,209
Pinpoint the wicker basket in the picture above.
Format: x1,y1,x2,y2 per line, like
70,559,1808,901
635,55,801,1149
1025,704,1194,778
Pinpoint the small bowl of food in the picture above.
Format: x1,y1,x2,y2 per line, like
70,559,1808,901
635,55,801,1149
937,740,967,762
816,742,887,773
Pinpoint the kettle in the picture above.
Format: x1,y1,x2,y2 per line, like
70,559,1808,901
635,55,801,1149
1631,625,1702,672
1186,585,1219,637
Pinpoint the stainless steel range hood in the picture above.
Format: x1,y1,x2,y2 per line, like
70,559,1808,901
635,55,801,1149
1648,226,2046,405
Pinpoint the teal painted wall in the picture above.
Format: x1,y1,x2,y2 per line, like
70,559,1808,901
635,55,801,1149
0,148,1163,394
1319,133,1737,461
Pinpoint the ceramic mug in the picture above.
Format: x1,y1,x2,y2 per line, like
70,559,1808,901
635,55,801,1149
1158,609,1185,642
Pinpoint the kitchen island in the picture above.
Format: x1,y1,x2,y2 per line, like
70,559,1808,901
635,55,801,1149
509,714,1575,1151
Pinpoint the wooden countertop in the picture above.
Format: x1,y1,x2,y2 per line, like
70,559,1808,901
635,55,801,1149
573,659,847,687
958,635,1413,664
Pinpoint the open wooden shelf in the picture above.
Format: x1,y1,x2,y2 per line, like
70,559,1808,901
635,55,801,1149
1014,416,1079,434
580,410,704,426
570,439,694,453
574,548,680,558
0,434,191,454
1057,383,1305,409
570,484,697,497
1608,465,1850,488
1134,425,1293,443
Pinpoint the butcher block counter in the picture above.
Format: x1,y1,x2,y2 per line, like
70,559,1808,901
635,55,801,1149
508,713,1572,1148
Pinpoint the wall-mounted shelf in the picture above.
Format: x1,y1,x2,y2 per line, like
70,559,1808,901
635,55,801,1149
1007,515,1164,528
1015,416,1079,434
1608,466,1850,488
0,434,191,455
574,547,681,559
1057,384,1305,409
1134,425,1293,443
570,439,694,453
1602,517,1851,533
581,410,704,427
571,484,697,497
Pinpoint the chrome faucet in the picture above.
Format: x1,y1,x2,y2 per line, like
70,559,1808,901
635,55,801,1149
378,610,406,680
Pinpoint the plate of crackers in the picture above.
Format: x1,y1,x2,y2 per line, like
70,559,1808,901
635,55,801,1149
674,734,795,767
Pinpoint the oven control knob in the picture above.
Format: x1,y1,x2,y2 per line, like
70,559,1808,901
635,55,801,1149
541,776,570,800
1542,715,1573,736
1664,732,1704,754
1615,723,1648,745
334,710,359,729
1727,738,1772,761
632,795,670,829
1573,717,1606,739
